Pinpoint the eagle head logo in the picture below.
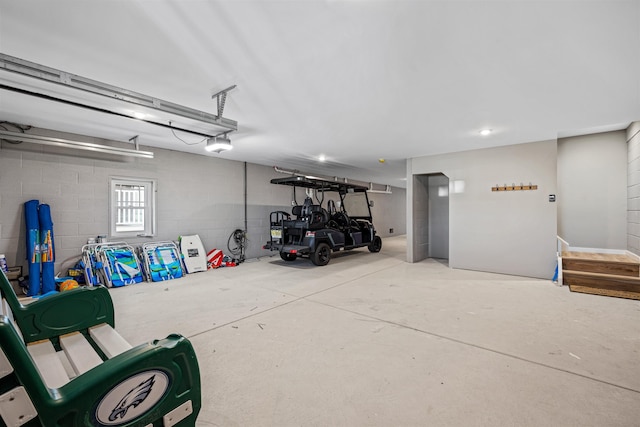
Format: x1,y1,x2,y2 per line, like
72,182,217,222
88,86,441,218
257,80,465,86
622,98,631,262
108,375,155,422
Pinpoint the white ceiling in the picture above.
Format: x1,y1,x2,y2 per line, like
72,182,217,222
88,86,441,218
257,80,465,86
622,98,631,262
1,1,639,187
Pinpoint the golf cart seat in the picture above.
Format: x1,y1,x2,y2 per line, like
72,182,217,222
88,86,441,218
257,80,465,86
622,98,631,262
306,205,329,230
330,211,360,232
292,201,329,230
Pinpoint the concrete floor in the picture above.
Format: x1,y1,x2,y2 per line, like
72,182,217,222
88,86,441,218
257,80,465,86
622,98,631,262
109,236,640,427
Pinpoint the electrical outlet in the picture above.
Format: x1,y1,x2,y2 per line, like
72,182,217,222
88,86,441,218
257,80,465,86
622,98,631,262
389,228,394,234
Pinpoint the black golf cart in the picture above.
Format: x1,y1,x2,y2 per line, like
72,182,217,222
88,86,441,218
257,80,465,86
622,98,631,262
263,175,382,266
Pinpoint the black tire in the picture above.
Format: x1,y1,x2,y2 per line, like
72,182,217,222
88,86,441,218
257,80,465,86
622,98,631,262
280,252,297,262
368,236,382,253
311,242,331,266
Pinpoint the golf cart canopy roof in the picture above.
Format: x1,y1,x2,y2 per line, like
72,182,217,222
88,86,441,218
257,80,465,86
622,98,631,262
270,176,369,194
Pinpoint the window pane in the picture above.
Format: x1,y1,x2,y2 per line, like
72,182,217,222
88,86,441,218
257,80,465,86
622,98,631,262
115,184,146,233
110,177,156,238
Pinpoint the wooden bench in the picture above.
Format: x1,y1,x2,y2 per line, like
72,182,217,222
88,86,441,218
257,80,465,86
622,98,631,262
0,270,201,426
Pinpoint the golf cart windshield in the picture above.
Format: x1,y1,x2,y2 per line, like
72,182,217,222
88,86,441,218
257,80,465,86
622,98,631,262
342,191,371,218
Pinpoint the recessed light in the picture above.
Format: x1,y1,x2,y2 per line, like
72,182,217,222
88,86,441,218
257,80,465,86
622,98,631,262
480,129,492,136
318,154,326,162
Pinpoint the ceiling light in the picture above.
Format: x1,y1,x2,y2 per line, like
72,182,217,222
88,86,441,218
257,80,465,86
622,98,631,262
480,129,492,136
318,154,326,162
132,111,146,120
205,136,232,153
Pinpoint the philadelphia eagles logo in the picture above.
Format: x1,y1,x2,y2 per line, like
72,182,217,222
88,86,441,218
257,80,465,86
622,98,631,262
95,370,169,425
109,375,155,421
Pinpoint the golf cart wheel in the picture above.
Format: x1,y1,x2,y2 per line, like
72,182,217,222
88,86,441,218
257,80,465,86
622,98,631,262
280,252,297,262
368,236,382,253
311,243,331,266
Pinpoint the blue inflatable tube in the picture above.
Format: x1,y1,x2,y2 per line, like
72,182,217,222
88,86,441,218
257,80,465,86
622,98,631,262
24,199,40,296
38,203,56,294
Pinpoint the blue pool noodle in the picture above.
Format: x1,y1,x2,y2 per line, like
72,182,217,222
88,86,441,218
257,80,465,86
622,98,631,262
24,199,41,296
38,203,56,294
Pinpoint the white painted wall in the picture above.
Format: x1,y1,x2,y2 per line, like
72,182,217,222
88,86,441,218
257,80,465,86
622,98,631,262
627,121,640,255
408,140,557,279
0,128,406,275
557,130,627,249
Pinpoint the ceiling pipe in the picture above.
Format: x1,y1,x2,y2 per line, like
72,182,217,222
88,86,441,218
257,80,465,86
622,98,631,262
0,130,154,159
273,166,304,176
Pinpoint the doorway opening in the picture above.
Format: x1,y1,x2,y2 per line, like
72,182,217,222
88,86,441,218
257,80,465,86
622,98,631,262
412,173,449,263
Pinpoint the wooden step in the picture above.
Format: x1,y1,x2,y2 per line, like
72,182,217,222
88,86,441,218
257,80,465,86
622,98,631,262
563,270,640,300
562,251,640,277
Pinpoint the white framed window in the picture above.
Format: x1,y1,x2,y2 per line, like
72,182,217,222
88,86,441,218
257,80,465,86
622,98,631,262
109,177,157,238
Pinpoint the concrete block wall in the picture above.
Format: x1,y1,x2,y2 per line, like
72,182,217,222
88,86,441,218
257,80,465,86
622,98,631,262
246,165,304,260
0,135,248,274
0,128,406,276
367,186,407,238
627,121,640,255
